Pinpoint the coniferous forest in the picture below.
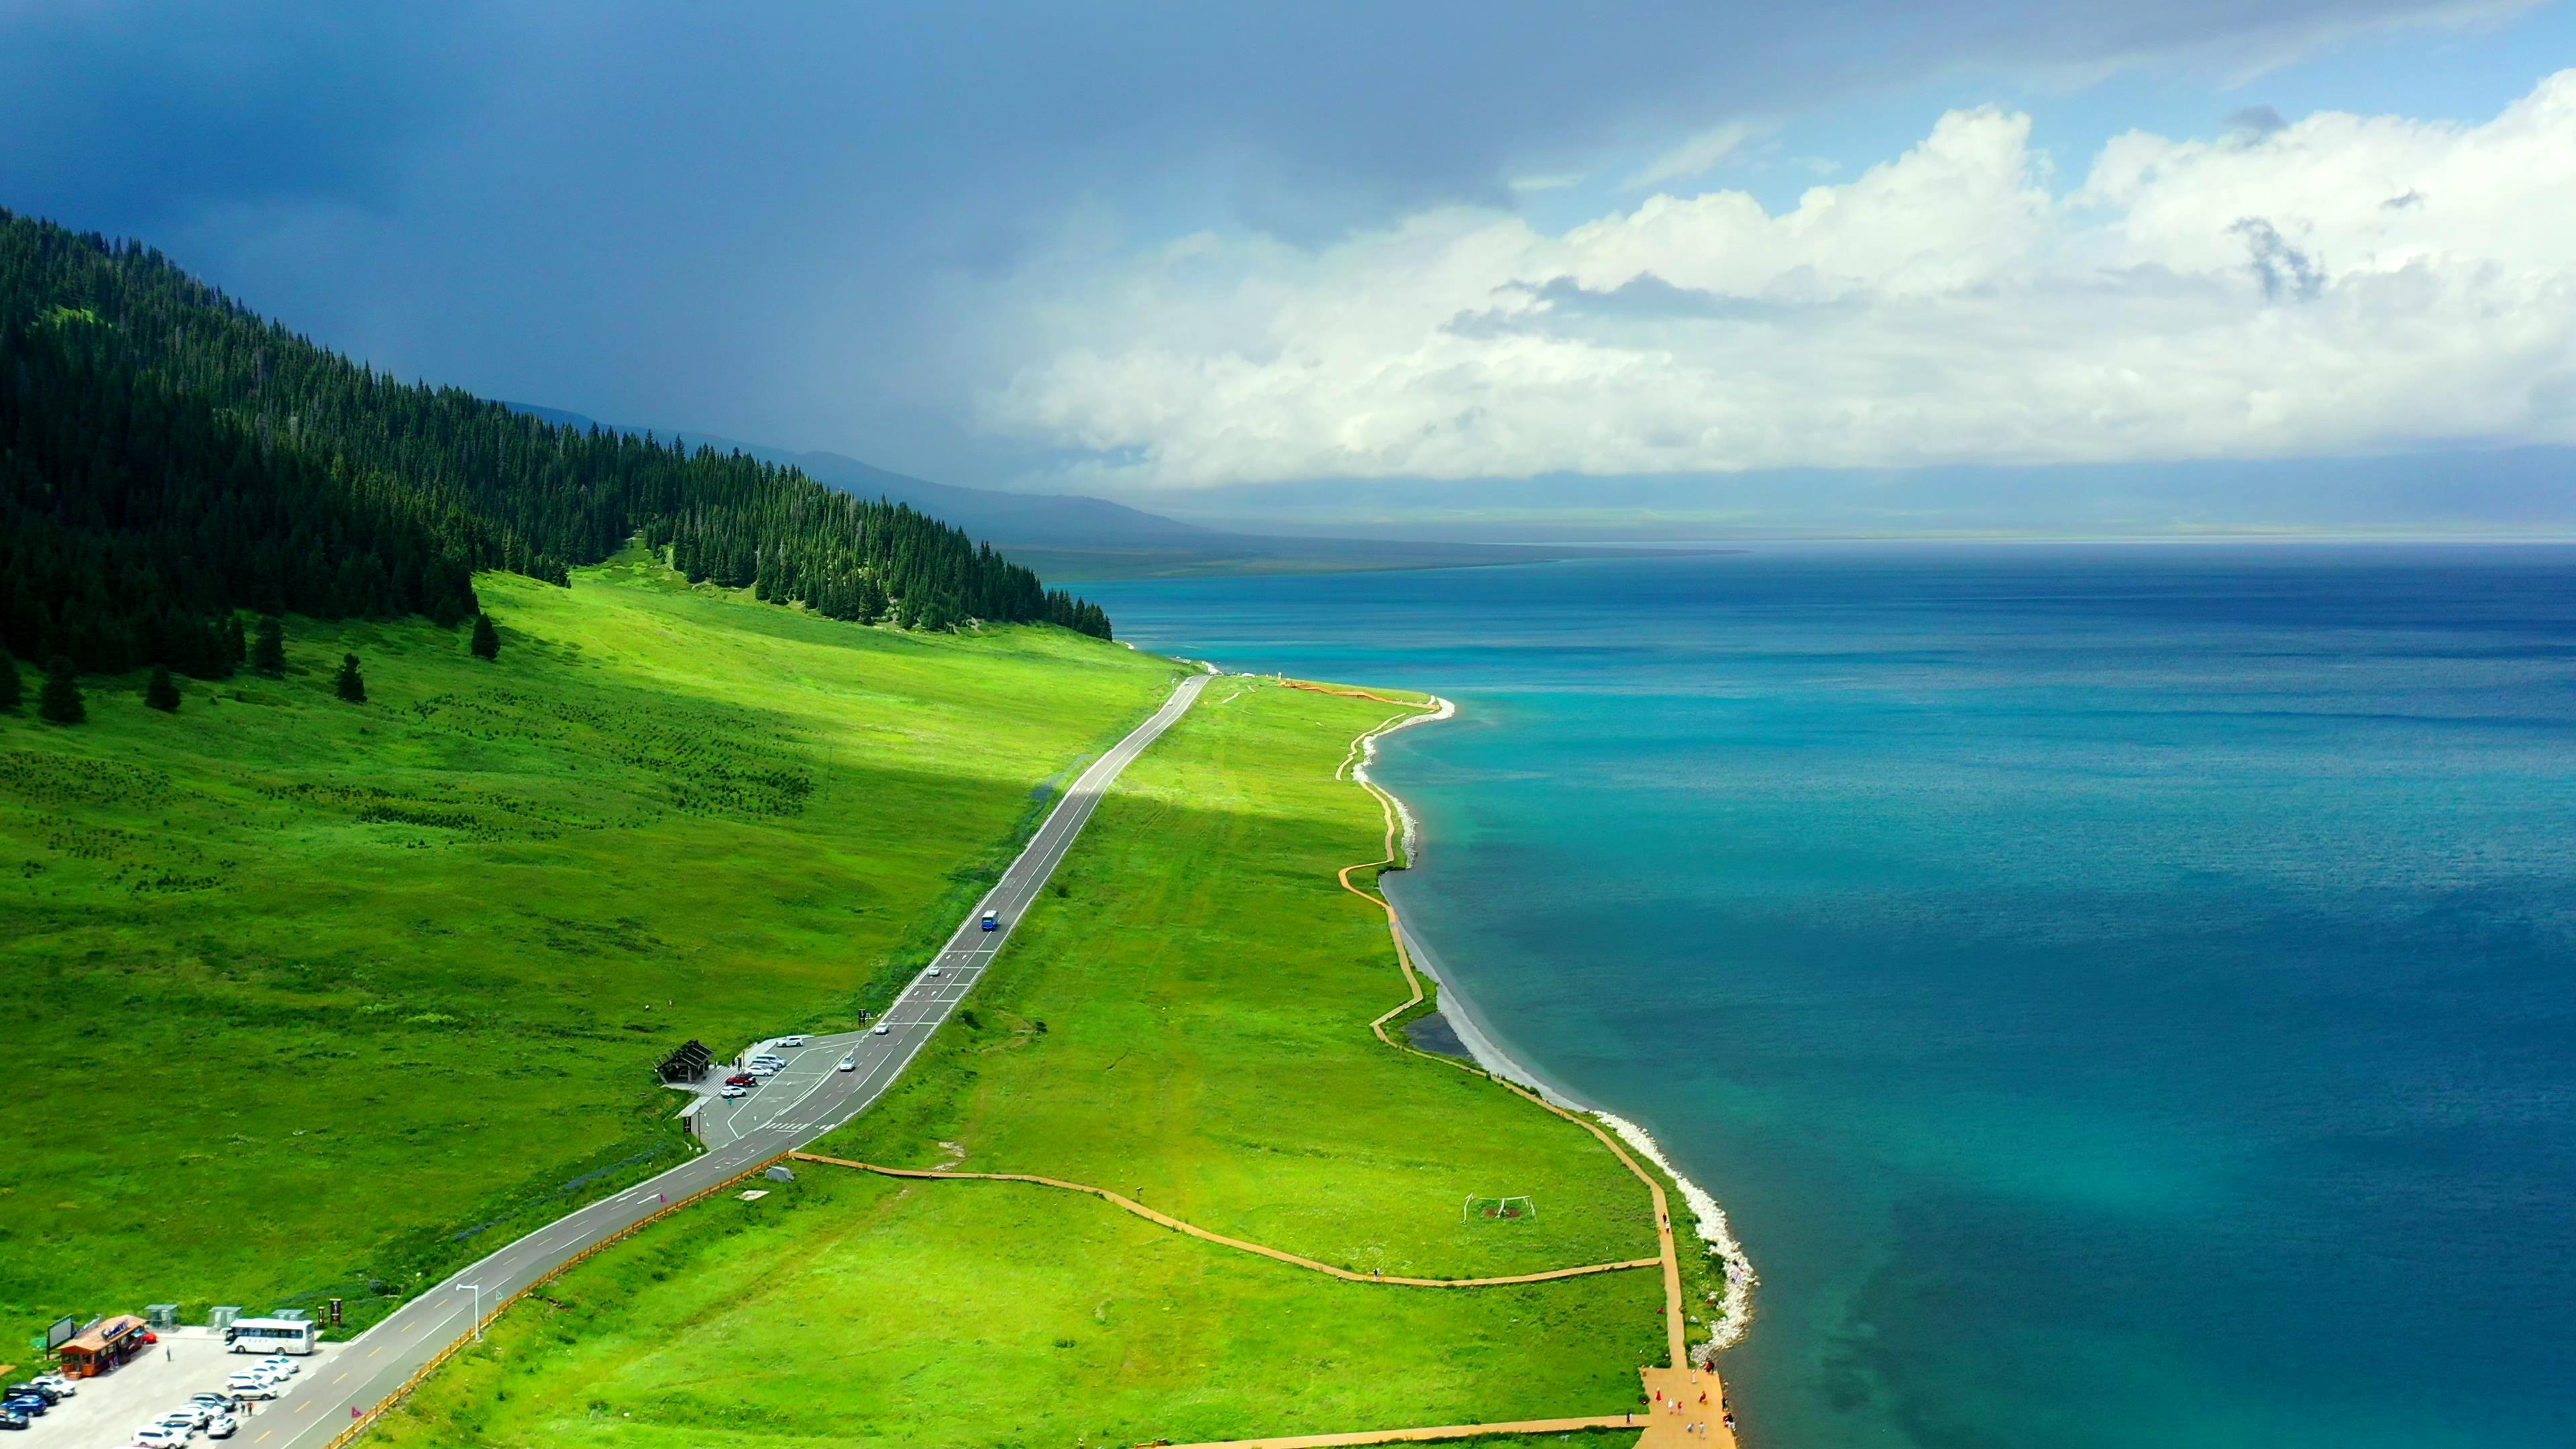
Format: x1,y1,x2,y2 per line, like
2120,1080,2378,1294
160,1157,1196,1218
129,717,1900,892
0,209,1113,679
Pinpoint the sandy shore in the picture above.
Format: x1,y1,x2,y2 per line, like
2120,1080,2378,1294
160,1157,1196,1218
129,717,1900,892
1358,696,1758,1361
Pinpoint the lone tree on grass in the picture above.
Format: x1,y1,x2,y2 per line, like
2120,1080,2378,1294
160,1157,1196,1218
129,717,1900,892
252,615,286,677
470,612,500,661
0,647,20,713
335,653,367,703
39,657,85,724
145,664,182,713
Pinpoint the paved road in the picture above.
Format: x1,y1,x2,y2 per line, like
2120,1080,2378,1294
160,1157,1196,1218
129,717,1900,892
246,671,1209,1449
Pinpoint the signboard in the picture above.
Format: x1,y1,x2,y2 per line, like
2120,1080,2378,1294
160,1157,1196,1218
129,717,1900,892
44,1316,76,1350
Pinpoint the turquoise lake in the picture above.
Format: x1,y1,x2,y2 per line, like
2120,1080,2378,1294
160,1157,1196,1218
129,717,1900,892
1079,545,2576,1449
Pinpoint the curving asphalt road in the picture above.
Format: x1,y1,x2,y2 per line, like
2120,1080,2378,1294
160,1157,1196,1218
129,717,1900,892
240,670,1210,1449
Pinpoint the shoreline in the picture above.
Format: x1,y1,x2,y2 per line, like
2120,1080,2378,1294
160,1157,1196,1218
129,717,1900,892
1351,694,1759,1360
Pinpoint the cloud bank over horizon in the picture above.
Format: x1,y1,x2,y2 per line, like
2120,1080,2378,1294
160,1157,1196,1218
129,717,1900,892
989,72,2576,492
3,1,2568,530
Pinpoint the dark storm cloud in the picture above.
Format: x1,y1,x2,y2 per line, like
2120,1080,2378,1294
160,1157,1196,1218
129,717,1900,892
0,6,487,221
0,0,2515,481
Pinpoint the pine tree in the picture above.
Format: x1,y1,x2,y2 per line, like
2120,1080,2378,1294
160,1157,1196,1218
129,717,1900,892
38,656,84,724
335,653,366,703
252,616,286,677
470,613,500,661
0,647,19,713
145,663,181,712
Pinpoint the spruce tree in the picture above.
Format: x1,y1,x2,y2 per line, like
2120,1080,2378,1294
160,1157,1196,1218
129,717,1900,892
145,663,181,712
38,657,84,724
335,653,366,703
470,612,500,661
253,616,286,676
0,647,19,713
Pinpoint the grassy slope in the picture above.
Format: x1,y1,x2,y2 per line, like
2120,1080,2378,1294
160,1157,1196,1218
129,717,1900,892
0,557,1180,1342
369,678,1664,1447
373,1170,1654,1449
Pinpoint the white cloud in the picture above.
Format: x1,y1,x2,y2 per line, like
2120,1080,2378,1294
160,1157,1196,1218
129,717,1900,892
1621,120,1764,189
983,72,2576,489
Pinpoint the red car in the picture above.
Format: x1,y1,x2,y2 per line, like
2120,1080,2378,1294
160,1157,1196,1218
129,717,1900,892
724,1073,757,1087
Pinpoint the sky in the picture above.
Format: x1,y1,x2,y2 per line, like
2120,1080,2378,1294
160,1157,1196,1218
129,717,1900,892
5,1,2573,537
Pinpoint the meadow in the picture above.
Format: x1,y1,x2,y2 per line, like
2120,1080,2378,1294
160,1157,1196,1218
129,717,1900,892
369,1167,1657,1449
0,555,1181,1345
367,678,1669,1446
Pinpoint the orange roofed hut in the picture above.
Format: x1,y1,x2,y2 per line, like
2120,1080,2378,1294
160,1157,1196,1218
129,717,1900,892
56,1314,150,1378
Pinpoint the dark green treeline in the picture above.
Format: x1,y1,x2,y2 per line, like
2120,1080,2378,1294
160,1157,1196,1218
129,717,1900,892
1,209,1112,677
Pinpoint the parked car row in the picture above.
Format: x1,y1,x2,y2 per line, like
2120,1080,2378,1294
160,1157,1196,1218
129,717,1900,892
1,1372,77,1430
123,1354,300,1446
714,1045,799,1100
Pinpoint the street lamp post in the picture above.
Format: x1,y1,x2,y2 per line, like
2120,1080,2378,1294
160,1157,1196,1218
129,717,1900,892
455,1282,484,1340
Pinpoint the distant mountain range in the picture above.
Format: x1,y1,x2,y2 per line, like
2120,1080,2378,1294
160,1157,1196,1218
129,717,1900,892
500,403,1718,580
502,405,1220,553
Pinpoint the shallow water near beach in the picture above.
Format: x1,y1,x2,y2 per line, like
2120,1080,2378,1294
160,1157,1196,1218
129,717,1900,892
1081,545,2576,1449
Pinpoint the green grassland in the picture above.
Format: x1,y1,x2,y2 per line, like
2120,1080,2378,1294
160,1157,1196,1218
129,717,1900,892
0,557,1181,1344
371,1168,1655,1449
367,678,1666,1446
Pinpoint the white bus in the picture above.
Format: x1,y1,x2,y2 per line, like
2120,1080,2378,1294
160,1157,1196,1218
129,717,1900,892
224,1318,319,1355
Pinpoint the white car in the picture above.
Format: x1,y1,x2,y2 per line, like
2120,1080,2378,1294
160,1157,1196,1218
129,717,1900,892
258,1356,300,1377
223,1377,276,1400
161,1404,212,1428
926,965,942,977
207,1414,239,1440
30,1375,72,1397
720,1084,747,1098
871,1023,890,1035
779,1035,805,1047
133,1428,191,1448
747,1063,779,1078
838,1055,855,1072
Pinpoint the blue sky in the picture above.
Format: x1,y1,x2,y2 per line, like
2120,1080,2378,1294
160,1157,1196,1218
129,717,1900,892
1667,5,2565,210
4,1,2571,535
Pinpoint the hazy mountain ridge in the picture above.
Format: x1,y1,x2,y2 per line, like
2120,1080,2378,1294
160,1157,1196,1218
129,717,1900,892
502,404,1218,550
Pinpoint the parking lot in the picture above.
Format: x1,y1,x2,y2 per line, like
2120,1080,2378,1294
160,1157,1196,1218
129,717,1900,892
25,1330,347,1449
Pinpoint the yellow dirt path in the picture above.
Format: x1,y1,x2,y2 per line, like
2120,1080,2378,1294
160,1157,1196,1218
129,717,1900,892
1155,1412,1638,1446
1155,1365,1741,1449
788,1152,1661,1287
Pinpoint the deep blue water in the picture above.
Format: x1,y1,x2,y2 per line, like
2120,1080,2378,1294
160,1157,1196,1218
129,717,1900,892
1080,546,2576,1449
